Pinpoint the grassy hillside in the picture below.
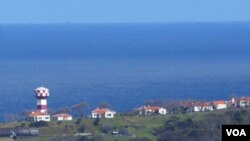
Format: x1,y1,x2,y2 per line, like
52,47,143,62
1,108,250,141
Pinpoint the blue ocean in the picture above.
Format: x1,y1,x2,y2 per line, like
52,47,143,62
0,23,250,120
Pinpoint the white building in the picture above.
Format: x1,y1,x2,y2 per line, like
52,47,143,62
28,111,50,122
193,104,202,112
193,102,213,112
238,97,250,107
139,106,167,115
213,101,227,110
53,113,73,121
158,107,168,115
91,108,116,118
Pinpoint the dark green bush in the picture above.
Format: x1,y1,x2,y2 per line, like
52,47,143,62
129,137,152,141
101,123,113,134
93,118,100,126
77,125,85,133
29,121,49,127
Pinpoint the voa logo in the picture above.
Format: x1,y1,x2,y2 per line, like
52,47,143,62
226,129,246,136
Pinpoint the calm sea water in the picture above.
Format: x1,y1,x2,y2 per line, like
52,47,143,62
0,23,250,120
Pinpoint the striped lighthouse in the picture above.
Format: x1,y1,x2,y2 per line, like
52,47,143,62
34,87,49,113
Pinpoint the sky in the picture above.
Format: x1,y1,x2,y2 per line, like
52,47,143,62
0,0,250,23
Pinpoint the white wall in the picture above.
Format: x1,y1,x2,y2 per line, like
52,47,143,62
91,113,100,118
34,115,50,121
216,104,227,109
57,116,72,121
105,111,115,118
159,108,167,115
202,106,213,111
194,106,201,112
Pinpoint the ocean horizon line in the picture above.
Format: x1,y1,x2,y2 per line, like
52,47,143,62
1,21,250,25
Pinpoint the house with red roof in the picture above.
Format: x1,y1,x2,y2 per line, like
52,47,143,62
91,108,116,118
180,101,194,112
139,105,167,115
181,101,213,112
238,97,250,107
193,102,213,112
53,113,73,121
28,111,50,122
213,100,227,110
201,102,214,112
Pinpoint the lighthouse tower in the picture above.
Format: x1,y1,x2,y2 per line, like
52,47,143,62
34,87,49,113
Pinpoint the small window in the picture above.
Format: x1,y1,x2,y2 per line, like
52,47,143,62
107,114,112,116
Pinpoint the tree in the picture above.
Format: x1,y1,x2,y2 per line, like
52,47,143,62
162,100,181,113
78,125,86,133
129,137,152,141
144,100,162,106
71,102,88,118
101,123,113,134
47,108,56,115
55,107,70,114
99,102,111,109
118,128,132,137
19,109,29,121
29,121,49,127
93,117,100,126
3,113,18,123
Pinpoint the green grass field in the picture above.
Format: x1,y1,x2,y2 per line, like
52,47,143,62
0,115,169,141
0,138,12,141
1,108,250,141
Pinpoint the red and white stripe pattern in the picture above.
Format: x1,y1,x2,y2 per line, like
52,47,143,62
34,87,49,113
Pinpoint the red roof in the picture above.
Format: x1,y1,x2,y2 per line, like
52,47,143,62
213,100,226,105
203,102,212,107
240,97,250,101
28,111,49,117
53,113,72,118
180,101,194,107
92,108,115,115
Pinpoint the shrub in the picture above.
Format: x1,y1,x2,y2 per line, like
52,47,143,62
233,111,243,123
101,123,113,134
20,122,26,127
78,125,85,133
57,121,62,125
119,128,132,137
176,118,195,128
29,121,49,127
93,118,100,126
129,137,152,141
75,118,82,125
50,136,89,141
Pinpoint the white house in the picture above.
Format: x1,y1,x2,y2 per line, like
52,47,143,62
53,113,73,121
180,101,195,112
139,105,167,115
238,97,250,107
158,107,167,115
28,111,50,122
201,102,214,112
192,102,213,112
213,100,227,110
91,108,116,118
